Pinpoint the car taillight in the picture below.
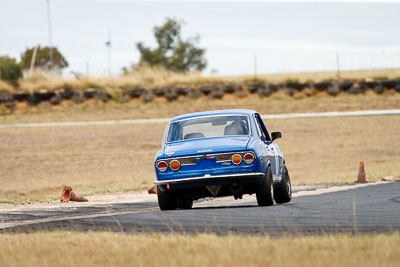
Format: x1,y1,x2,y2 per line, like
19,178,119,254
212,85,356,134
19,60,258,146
218,155,229,160
170,160,181,171
244,153,255,164
231,154,242,165
157,161,168,172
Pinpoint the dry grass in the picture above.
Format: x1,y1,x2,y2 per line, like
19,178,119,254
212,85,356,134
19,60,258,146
2,90,400,124
0,123,165,203
18,71,67,93
112,67,221,88
1,115,399,203
17,68,221,92
271,116,400,184
0,232,399,267
12,67,400,93
0,80,13,93
252,68,400,83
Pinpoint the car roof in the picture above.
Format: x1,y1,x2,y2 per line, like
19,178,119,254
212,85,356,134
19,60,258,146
170,109,257,123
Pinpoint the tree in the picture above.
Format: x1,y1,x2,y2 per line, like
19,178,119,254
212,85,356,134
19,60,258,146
136,18,207,72
20,45,68,71
0,56,22,86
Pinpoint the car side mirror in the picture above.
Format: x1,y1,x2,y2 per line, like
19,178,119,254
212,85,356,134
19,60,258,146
271,132,282,142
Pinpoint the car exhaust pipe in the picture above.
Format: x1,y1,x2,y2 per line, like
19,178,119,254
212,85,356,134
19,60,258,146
229,182,243,194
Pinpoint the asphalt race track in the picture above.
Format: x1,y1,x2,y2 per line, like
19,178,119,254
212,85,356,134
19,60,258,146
1,182,399,235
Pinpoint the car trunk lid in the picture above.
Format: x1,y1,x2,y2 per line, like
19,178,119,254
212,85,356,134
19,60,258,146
163,136,250,158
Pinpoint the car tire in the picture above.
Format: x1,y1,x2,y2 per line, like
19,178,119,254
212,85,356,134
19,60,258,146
177,198,193,209
256,166,274,206
157,186,177,210
274,165,292,204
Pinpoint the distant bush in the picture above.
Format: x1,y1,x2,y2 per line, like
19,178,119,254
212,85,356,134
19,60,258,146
20,46,68,71
0,56,22,86
135,18,207,72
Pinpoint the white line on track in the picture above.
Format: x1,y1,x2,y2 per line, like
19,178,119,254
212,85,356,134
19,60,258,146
261,109,400,119
1,109,399,129
0,207,160,230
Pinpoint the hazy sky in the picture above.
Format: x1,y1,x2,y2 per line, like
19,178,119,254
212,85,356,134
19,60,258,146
1,0,400,76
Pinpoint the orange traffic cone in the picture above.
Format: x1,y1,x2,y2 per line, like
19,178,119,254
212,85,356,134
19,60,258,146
355,161,367,183
382,176,400,182
70,191,88,202
61,186,88,202
148,185,157,194
61,186,72,202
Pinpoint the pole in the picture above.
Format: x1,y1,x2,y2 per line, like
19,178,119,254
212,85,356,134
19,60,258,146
254,54,257,78
86,62,89,77
336,52,340,80
46,0,54,71
30,45,39,75
105,30,112,77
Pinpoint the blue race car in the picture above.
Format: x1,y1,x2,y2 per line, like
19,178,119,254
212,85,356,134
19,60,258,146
154,109,291,210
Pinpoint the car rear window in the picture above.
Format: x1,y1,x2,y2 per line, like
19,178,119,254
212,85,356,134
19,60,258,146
167,115,250,142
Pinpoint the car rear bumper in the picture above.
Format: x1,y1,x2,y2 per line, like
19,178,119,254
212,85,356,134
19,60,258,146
154,172,265,185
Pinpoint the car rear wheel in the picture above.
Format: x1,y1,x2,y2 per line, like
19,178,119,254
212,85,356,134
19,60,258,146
256,166,274,206
274,165,292,204
177,198,193,209
157,186,177,210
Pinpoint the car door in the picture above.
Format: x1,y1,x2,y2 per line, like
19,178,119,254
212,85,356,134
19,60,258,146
254,114,283,182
